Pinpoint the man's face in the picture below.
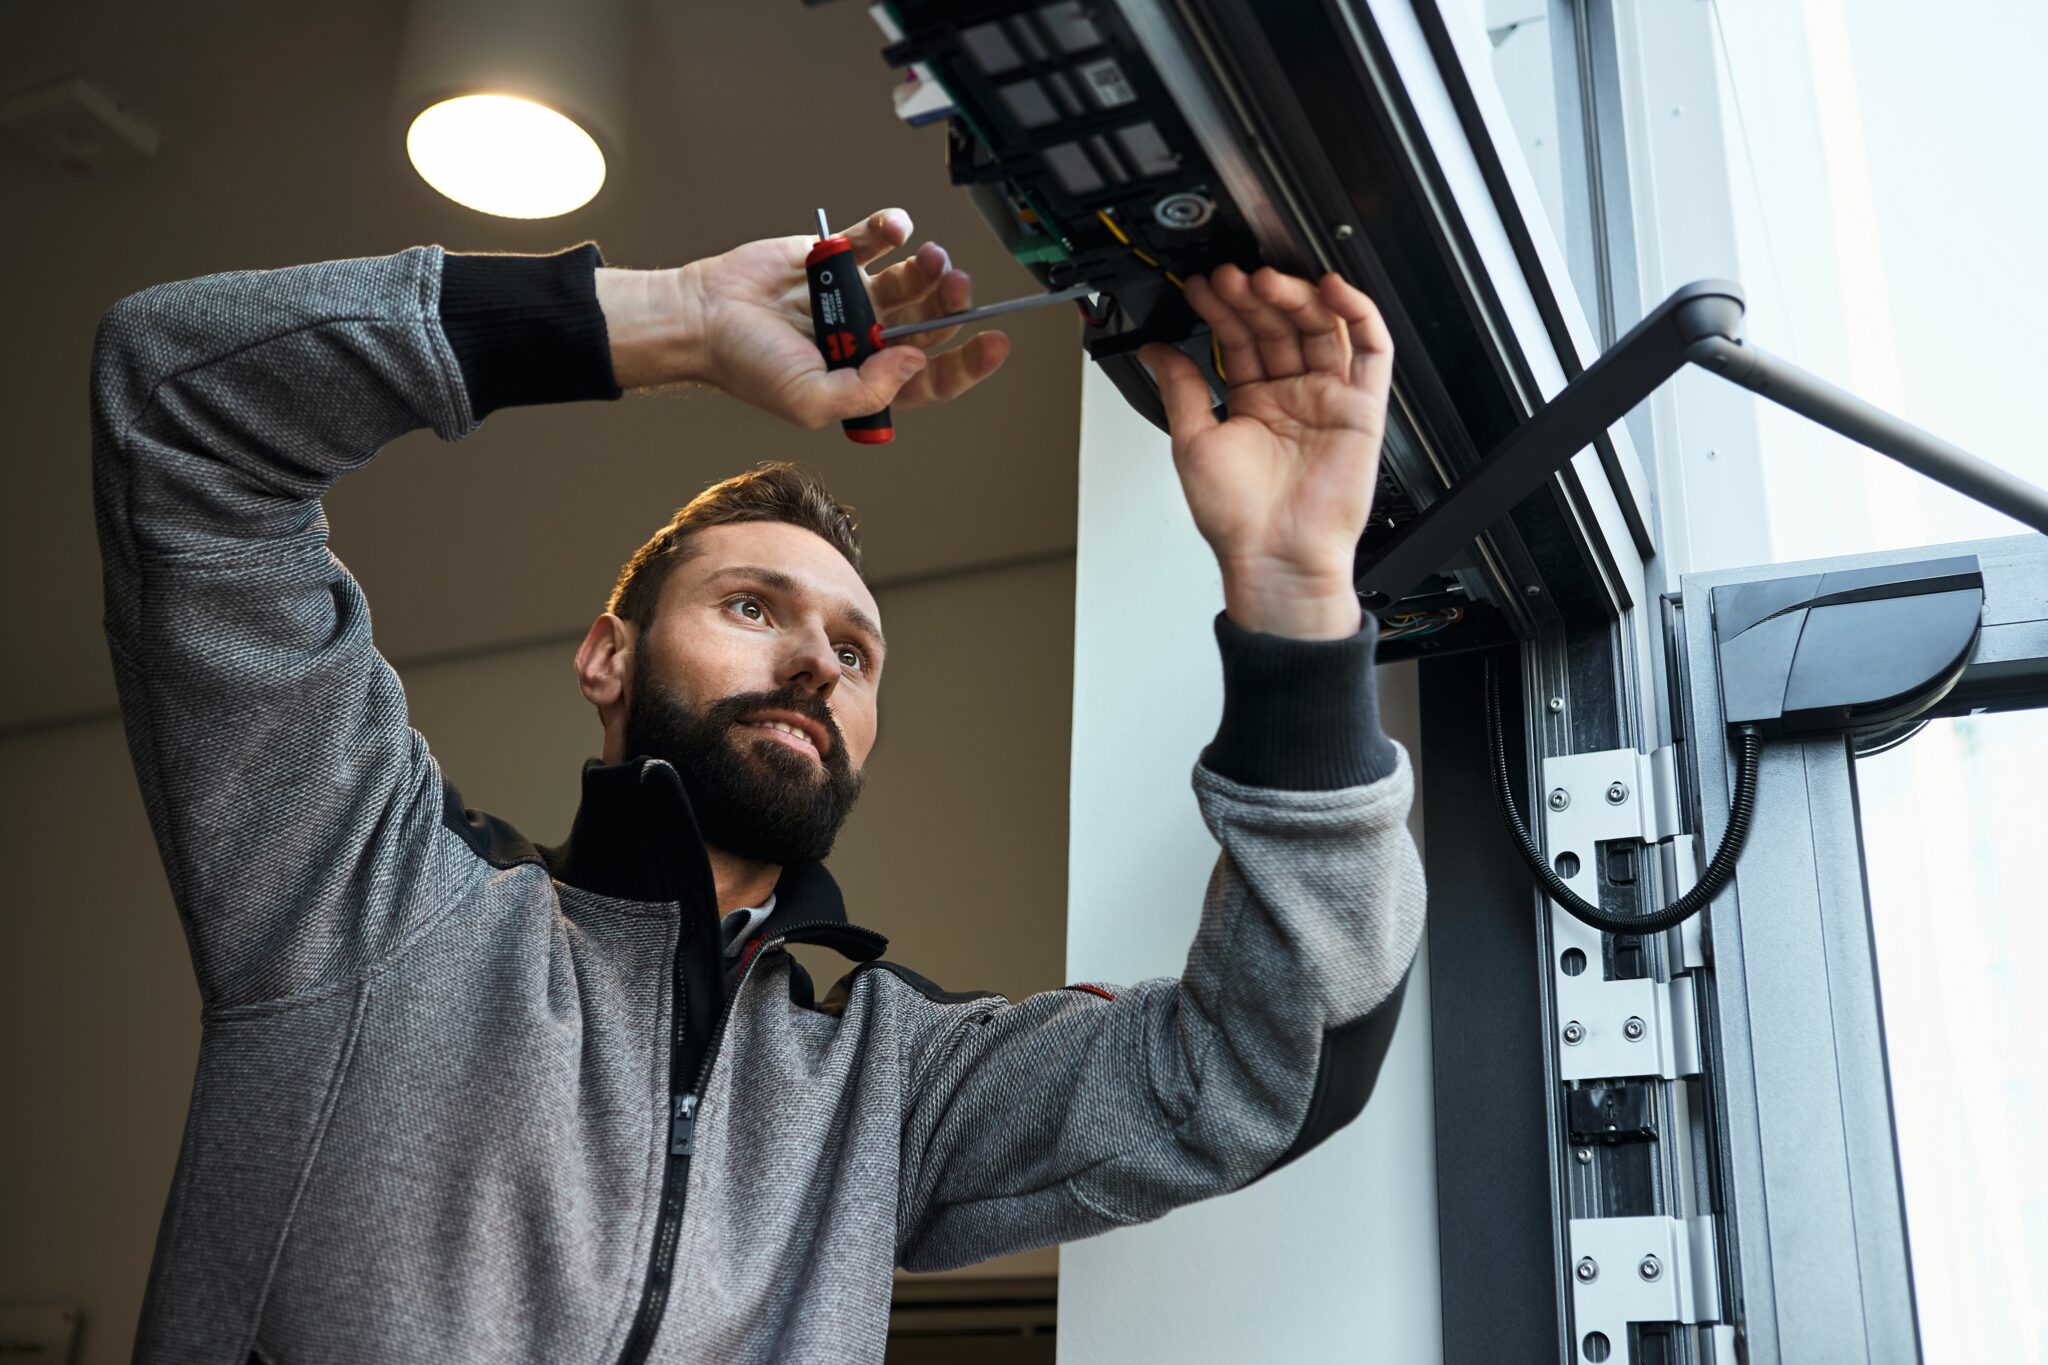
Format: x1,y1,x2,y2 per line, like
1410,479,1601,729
621,522,884,865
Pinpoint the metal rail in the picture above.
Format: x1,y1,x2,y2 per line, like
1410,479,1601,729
1356,279,2048,608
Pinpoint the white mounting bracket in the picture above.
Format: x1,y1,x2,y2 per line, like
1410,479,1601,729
1567,1214,1723,1362
1542,747,1703,1082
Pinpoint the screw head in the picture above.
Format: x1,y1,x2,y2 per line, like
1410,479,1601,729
1623,1015,1646,1041
1575,1256,1599,1283
1525,584,1544,597
1562,1020,1586,1045
1606,781,1629,805
1575,1147,1593,1164
1639,1255,1662,1281
1547,696,1565,713
1548,788,1571,811
1332,223,1355,240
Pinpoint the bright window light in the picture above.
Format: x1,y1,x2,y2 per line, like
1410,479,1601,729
406,93,605,219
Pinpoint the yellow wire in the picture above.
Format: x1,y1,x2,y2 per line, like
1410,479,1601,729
1097,209,1209,372
1097,209,1182,287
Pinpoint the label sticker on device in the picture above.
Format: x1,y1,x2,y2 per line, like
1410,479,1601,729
1078,58,1137,108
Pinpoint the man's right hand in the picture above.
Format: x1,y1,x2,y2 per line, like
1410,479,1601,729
595,208,1013,430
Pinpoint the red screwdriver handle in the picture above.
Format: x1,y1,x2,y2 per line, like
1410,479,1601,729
805,235,893,444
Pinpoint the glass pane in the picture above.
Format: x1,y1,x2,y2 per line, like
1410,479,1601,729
1469,0,1570,261
1857,708,2048,1362
1708,2,2048,564
1445,0,1610,316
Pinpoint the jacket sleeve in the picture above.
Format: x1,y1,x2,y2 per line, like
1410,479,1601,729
90,244,617,1007
895,616,1427,1271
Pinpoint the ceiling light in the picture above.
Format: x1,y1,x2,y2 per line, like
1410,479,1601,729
394,0,632,219
406,94,605,218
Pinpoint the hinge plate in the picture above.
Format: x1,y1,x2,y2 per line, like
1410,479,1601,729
1546,747,1685,847
1544,748,1703,1081
1567,1215,1722,1362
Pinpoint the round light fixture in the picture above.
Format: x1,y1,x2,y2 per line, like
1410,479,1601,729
406,94,605,219
393,0,631,220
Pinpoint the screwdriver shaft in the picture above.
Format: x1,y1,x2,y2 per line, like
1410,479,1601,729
879,284,1094,340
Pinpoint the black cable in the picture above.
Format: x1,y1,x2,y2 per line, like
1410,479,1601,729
1485,661,1762,935
1074,291,1118,329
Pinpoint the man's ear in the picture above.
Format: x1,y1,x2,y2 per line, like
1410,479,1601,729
575,613,634,714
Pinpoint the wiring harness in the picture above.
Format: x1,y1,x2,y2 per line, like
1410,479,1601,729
1485,662,1762,935
1379,605,1464,642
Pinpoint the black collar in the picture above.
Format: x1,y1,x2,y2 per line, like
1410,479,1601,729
537,758,881,958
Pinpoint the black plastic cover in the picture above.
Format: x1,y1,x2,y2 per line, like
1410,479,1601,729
1712,555,1984,737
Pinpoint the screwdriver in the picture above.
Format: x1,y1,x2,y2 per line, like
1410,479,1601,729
806,209,895,444
806,208,1097,443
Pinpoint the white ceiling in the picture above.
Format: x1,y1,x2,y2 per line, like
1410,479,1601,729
0,0,1082,732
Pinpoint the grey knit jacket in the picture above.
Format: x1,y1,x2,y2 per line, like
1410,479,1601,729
91,244,1427,1364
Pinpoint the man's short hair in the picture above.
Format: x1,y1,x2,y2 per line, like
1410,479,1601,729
606,462,864,628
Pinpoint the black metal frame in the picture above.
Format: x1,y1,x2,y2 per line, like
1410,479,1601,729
1422,649,1572,1362
1673,534,2048,1362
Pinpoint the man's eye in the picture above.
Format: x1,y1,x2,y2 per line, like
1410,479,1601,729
837,646,864,670
731,598,765,622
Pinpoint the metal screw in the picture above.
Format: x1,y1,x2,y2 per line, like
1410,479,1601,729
1548,788,1571,811
1332,223,1355,240
1639,1255,1663,1281
1575,1257,1599,1283
1547,696,1565,713
1525,584,1544,596
1623,1016,1646,1041
1575,1147,1593,1164
1606,781,1629,805
1562,1020,1586,1045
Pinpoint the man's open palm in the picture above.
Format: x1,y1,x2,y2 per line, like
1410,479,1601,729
1140,266,1393,635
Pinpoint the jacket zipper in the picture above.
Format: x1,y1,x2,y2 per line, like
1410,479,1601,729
612,920,887,1363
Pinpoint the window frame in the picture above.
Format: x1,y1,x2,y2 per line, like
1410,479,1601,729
1670,533,2048,1364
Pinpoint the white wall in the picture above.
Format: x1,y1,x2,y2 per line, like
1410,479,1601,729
1059,365,1442,1360
0,556,1073,1362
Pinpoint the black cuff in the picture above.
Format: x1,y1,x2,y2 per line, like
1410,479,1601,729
1201,612,1400,791
439,244,623,419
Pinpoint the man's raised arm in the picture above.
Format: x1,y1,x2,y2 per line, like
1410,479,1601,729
893,265,1428,1268
90,244,617,1007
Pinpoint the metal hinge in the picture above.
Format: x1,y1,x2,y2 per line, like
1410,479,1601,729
1567,1214,1723,1363
1640,744,1684,844
1548,745,1685,845
1543,747,1704,1082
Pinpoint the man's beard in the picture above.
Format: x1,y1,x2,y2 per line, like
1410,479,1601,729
623,653,865,867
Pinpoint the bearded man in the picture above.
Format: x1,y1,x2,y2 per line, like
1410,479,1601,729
92,208,1424,1363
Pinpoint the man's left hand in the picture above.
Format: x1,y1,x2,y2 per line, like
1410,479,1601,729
1140,265,1393,641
